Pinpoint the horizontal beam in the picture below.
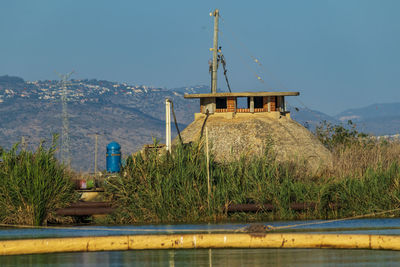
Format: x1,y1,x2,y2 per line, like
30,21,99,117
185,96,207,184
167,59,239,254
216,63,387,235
184,91,300,98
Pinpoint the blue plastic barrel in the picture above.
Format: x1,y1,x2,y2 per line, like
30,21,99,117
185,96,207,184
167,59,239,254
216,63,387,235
106,141,121,173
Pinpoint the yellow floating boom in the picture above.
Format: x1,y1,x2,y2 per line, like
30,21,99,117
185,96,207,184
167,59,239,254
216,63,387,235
1,233,400,255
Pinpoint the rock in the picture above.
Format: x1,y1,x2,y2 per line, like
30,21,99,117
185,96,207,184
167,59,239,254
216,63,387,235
244,224,274,233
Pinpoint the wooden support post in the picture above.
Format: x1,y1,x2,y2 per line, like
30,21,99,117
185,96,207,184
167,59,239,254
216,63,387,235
21,136,26,150
206,126,211,208
277,96,281,112
283,96,286,112
268,96,271,112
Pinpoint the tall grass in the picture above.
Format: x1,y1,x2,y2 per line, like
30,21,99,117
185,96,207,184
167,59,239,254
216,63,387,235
316,120,400,177
0,139,77,226
331,141,400,178
105,136,400,224
105,142,211,223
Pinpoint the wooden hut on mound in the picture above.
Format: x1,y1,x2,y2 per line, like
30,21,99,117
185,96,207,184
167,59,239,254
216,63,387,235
178,91,333,173
174,9,332,173
184,91,298,119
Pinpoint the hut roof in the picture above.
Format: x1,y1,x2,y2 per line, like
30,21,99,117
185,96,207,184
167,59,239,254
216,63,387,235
184,91,300,98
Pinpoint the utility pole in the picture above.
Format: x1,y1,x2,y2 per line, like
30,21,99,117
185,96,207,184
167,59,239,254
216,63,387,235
210,9,219,94
88,133,99,178
56,71,74,168
21,136,26,150
95,134,98,178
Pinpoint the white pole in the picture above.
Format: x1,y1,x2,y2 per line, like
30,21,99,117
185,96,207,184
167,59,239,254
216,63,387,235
165,99,171,153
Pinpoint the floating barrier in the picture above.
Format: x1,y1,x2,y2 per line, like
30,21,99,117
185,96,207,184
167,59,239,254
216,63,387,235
1,233,400,255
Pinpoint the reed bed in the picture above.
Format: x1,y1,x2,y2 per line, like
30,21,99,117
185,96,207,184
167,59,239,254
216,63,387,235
2,121,398,225
105,125,400,224
0,139,77,226
332,140,400,178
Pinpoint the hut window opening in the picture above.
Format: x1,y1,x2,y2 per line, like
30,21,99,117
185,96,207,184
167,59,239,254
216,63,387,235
236,97,250,112
216,97,227,109
236,97,247,109
254,97,263,108
247,97,264,109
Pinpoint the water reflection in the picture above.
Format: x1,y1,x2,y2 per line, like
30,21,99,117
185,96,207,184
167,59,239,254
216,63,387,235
169,250,175,267
3,218,400,241
2,249,400,266
208,248,212,267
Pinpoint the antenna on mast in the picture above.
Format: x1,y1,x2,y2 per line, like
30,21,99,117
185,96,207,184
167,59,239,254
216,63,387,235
210,9,219,94
56,70,74,168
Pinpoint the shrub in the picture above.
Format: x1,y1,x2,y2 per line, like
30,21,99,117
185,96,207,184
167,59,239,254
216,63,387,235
315,120,367,150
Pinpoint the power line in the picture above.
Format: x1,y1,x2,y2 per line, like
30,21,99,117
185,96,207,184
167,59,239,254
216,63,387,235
219,16,325,119
219,16,289,91
219,29,266,86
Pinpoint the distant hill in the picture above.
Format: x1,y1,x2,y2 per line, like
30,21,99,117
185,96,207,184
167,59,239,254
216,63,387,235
0,75,25,89
335,103,400,135
0,74,398,170
288,106,339,131
0,75,204,171
288,102,400,135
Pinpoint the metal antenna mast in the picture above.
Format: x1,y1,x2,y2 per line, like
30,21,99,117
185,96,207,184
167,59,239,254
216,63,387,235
56,71,74,168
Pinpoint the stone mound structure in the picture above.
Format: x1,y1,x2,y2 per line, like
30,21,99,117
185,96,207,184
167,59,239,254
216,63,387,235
175,113,333,173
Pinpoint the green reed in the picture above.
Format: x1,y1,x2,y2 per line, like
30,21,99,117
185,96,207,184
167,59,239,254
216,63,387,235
104,139,400,224
0,138,76,226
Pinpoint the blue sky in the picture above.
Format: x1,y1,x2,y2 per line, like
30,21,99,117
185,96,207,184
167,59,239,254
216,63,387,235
1,0,399,115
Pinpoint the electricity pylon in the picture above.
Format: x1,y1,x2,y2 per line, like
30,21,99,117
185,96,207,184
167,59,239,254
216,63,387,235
56,71,74,168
